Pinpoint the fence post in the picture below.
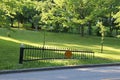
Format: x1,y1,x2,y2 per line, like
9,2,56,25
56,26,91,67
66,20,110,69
19,44,24,64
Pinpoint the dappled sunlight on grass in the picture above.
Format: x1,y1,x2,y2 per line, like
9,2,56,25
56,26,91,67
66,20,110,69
0,35,119,53
1,35,119,55
48,42,97,50
104,46,120,52
0,28,120,70
0,36,21,43
0,36,42,47
95,52,120,61
62,43,88,48
94,45,120,53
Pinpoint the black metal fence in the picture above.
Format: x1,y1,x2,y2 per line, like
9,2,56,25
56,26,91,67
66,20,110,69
19,45,94,64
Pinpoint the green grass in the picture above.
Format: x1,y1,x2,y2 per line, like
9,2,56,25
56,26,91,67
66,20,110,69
0,28,120,70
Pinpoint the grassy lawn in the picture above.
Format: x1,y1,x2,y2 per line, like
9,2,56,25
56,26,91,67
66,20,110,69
0,28,120,70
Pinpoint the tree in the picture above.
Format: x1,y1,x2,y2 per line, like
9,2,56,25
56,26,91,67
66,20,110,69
114,10,120,36
1,0,120,36
93,0,120,37
0,0,23,29
114,10,120,26
96,21,105,53
41,0,97,35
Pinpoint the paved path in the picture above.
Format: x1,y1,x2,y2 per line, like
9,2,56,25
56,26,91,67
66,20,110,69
0,66,120,80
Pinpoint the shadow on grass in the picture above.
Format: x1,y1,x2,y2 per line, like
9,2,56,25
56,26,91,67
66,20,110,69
0,56,120,70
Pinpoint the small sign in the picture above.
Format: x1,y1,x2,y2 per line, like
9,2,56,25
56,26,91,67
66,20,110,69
65,50,72,59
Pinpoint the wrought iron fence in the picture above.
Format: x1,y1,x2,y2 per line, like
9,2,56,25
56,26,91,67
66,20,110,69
19,45,94,64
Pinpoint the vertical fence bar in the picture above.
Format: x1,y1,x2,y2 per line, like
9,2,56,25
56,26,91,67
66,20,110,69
19,44,24,64
93,52,94,59
57,48,59,59
85,51,87,59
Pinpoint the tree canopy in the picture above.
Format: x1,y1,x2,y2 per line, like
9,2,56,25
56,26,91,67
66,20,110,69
0,0,120,36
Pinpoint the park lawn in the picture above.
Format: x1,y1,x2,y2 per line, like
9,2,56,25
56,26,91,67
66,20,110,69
0,28,120,70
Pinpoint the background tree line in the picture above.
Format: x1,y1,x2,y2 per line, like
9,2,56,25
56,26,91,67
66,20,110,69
0,0,120,37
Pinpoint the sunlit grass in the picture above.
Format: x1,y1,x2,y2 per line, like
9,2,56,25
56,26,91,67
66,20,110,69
104,46,120,52
0,28,120,70
0,36,43,47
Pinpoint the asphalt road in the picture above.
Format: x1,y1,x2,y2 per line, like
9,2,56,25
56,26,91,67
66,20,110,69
0,66,120,80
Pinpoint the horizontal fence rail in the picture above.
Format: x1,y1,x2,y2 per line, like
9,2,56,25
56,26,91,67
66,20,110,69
19,46,94,64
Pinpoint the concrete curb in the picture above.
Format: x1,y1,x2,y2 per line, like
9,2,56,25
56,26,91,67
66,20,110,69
0,63,120,74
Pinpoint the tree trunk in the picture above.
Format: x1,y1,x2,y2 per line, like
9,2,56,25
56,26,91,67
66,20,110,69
116,28,119,36
10,18,14,27
88,22,92,35
109,11,113,37
78,26,80,34
31,23,35,29
81,25,84,37
109,27,113,37
35,25,38,31
18,21,20,29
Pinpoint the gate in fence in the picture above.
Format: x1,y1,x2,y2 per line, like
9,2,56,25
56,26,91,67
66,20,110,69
19,45,94,64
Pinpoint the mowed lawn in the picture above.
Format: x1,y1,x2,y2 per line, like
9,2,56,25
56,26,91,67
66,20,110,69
0,28,120,70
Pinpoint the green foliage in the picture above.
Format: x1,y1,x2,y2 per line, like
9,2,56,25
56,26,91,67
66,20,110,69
0,0,120,35
114,11,120,26
96,21,106,37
